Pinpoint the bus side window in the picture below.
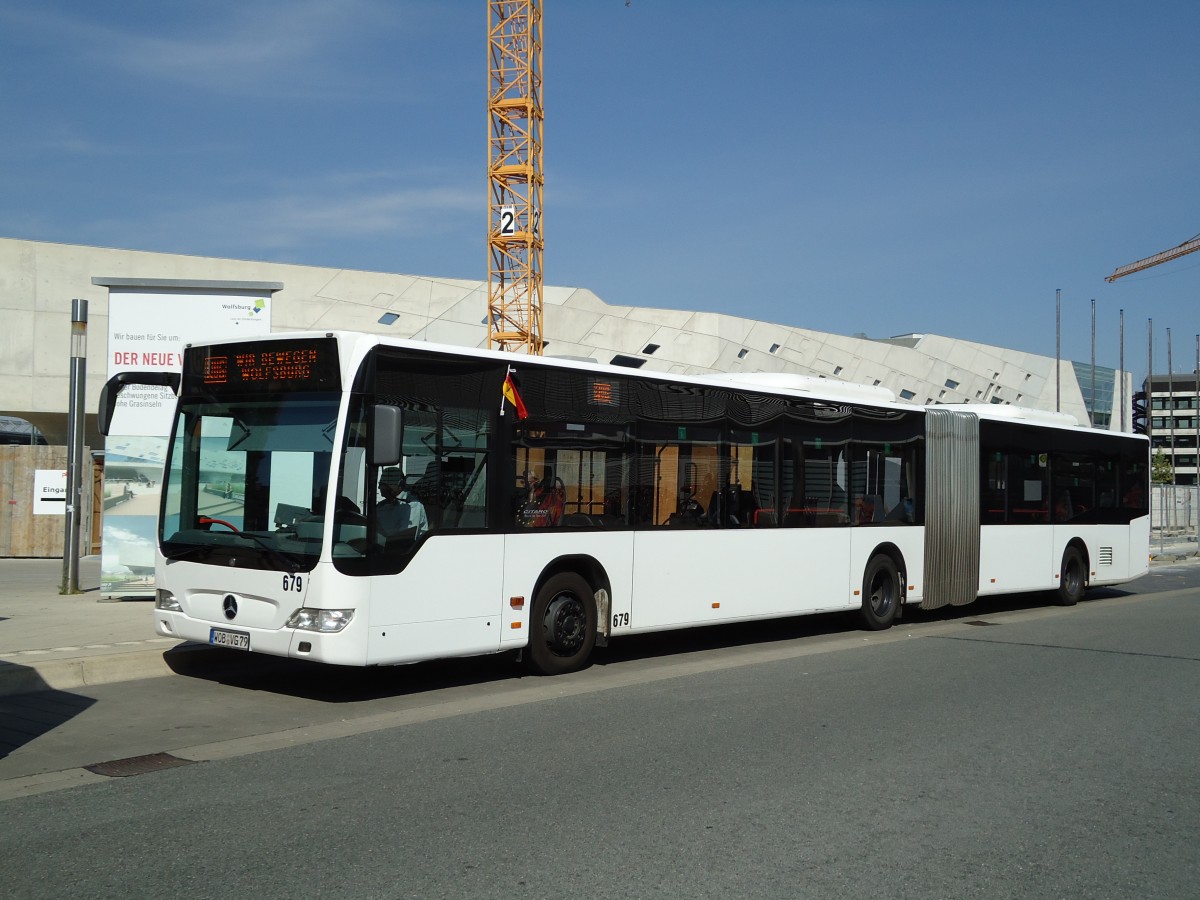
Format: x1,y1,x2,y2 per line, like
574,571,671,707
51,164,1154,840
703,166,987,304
514,428,631,529
516,465,564,528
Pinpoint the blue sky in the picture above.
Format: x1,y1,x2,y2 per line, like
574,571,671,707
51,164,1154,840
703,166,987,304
2,1,1197,379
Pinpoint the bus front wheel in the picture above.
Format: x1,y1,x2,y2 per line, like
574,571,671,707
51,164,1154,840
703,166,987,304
860,554,901,631
1056,546,1086,606
527,572,597,676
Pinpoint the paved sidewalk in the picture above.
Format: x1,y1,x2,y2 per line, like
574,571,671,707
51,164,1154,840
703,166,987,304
1,542,1197,698
0,557,196,697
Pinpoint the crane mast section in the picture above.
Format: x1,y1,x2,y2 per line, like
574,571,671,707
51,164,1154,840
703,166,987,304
1106,235,1200,282
487,1,544,355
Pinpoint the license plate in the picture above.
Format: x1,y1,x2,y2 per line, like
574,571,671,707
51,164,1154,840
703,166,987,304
209,627,250,651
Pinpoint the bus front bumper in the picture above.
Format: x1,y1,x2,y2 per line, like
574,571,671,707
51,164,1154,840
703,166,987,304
154,608,367,666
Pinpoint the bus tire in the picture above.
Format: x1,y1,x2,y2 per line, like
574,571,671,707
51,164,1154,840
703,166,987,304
527,572,597,675
860,554,901,631
1056,545,1086,606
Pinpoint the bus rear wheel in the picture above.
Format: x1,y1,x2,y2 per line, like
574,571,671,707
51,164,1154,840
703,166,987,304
527,572,597,675
860,554,901,630
1056,546,1086,606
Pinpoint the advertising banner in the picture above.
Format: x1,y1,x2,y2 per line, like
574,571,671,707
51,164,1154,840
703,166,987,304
101,290,271,596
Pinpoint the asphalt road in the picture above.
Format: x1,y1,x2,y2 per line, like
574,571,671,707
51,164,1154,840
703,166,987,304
2,566,1198,898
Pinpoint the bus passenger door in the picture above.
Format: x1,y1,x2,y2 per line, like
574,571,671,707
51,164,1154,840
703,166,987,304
366,534,505,664
362,401,504,664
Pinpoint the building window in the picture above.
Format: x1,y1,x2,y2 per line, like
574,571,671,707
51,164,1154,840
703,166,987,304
769,343,780,354
944,379,959,390
899,389,916,400
378,313,400,325
643,343,660,355
834,366,843,375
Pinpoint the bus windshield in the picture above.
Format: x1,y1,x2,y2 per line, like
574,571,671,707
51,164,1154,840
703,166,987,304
160,393,342,572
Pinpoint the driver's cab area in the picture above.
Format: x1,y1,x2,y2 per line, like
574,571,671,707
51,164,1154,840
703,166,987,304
331,350,493,575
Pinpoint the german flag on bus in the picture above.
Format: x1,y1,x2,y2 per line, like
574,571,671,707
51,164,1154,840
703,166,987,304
501,368,529,419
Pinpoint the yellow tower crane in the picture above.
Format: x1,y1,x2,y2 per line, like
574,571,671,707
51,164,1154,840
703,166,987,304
1106,233,1200,282
487,1,544,354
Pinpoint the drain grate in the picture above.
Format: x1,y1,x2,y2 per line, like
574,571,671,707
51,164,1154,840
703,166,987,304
84,752,197,778
964,620,998,627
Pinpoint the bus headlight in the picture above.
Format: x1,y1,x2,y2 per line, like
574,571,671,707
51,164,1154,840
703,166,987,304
155,589,182,612
285,608,355,633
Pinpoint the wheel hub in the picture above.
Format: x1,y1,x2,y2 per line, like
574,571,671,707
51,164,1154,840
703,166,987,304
870,574,894,616
1065,563,1082,592
544,594,585,656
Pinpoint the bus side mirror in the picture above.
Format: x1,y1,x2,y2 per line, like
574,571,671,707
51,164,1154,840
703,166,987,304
98,381,118,436
99,371,182,435
371,404,403,467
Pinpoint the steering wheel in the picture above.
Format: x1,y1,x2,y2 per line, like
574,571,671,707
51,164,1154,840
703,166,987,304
199,516,240,532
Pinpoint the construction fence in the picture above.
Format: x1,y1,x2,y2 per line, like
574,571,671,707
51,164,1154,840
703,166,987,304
1151,484,1200,545
0,445,97,558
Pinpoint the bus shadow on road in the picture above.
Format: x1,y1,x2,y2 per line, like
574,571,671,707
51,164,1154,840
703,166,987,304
161,587,1139,703
598,587,1137,666
162,644,524,703
0,682,97,761
900,585,1136,623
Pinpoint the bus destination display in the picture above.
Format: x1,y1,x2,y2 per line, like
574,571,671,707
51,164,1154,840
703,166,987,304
185,338,341,394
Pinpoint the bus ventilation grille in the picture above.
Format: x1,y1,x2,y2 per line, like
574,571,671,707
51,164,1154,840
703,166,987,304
1099,547,1113,566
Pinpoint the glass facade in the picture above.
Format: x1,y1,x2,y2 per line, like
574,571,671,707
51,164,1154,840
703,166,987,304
1071,361,1116,429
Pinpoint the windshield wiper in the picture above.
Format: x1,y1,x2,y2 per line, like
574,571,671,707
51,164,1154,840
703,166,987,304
229,530,305,572
165,530,302,571
161,542,214,564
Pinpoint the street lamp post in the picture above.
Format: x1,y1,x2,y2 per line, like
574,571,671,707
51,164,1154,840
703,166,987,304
1119,309,1126,432
1168,327,1175,486
1055,288,1061,413
61,298,87,595
1090,298,1097,427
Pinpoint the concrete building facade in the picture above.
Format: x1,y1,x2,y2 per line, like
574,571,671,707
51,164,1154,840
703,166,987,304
1,236,1127,447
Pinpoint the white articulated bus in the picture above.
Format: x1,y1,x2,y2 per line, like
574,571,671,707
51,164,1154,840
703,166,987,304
100,331,1151,675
